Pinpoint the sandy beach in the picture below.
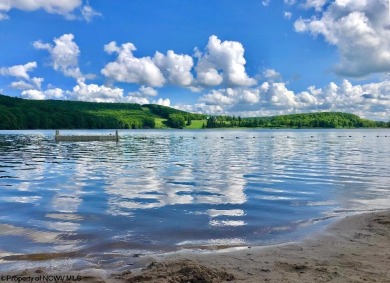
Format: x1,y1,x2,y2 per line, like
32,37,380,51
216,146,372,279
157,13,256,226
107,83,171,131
1,210,389,283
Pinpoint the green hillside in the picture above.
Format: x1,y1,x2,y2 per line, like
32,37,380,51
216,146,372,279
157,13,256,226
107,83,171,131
205,112,388,128
0,94,387,129
0,94,205,130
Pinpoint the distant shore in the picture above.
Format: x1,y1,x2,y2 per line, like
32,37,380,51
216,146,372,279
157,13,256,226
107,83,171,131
2,209,389,282
1,94,388,130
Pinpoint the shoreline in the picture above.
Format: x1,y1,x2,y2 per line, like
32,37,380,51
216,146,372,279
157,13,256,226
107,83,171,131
1,209,389,282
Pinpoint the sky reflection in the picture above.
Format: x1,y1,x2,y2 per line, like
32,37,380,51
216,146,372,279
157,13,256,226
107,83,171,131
0,129,389,267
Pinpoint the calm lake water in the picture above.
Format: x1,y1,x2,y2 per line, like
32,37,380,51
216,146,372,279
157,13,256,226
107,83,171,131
0,129,389,271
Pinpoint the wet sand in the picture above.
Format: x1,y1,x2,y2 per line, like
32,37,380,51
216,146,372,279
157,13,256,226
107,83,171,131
1,210,389,282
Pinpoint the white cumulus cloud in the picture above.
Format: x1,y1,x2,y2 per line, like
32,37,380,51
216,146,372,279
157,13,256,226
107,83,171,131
153,50,194,86
0,0,82,16
71,81,124,102
128,86,158,97
21,89,46,100
101,35,256,90
0,62,37,80
124,96,150,105
102,41,165,87
304,0,328,11
0,62,44,91
200,87,260,107
126,85,162,105
267,82,299,108
11,81,36,90
195,35,257,87
11,77,43,90
184,71,390,120
21,88,64,100
124,96,170,106
17,80,172,105
34,34,86,80
294,0,390,77
0,0,100,21
263,69,282,81
20,81,125,103
200,89,236,105
153,98,170,106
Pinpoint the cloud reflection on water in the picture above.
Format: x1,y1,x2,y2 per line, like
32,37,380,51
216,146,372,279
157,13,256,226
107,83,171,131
0,130,389,261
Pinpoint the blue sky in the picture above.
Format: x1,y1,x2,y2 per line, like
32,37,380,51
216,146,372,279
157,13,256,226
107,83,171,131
0,0,389,120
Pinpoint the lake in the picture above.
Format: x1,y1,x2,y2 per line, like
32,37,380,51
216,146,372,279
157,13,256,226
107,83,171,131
0,129,389,271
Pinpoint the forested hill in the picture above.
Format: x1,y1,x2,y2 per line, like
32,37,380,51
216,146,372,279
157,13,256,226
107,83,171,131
0,94,388,129
206,112,387,128
0,94,205,129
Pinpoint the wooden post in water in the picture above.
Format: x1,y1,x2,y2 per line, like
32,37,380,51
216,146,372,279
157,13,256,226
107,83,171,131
55,130,60,142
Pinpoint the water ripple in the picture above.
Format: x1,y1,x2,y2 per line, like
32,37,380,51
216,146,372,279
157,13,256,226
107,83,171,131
0,129,389,270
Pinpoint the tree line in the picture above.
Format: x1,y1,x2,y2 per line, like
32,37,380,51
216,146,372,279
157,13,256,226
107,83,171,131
145,104,205,128
0,94,157,129
0,94,388,129
204,112,388,128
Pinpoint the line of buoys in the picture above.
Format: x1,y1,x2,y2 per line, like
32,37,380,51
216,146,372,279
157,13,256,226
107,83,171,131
130,135,388,140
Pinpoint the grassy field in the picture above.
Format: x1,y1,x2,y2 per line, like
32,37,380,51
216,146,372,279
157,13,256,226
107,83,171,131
154,118,169,129
184,120,206,129
154,119,206,129
161,119,260,129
